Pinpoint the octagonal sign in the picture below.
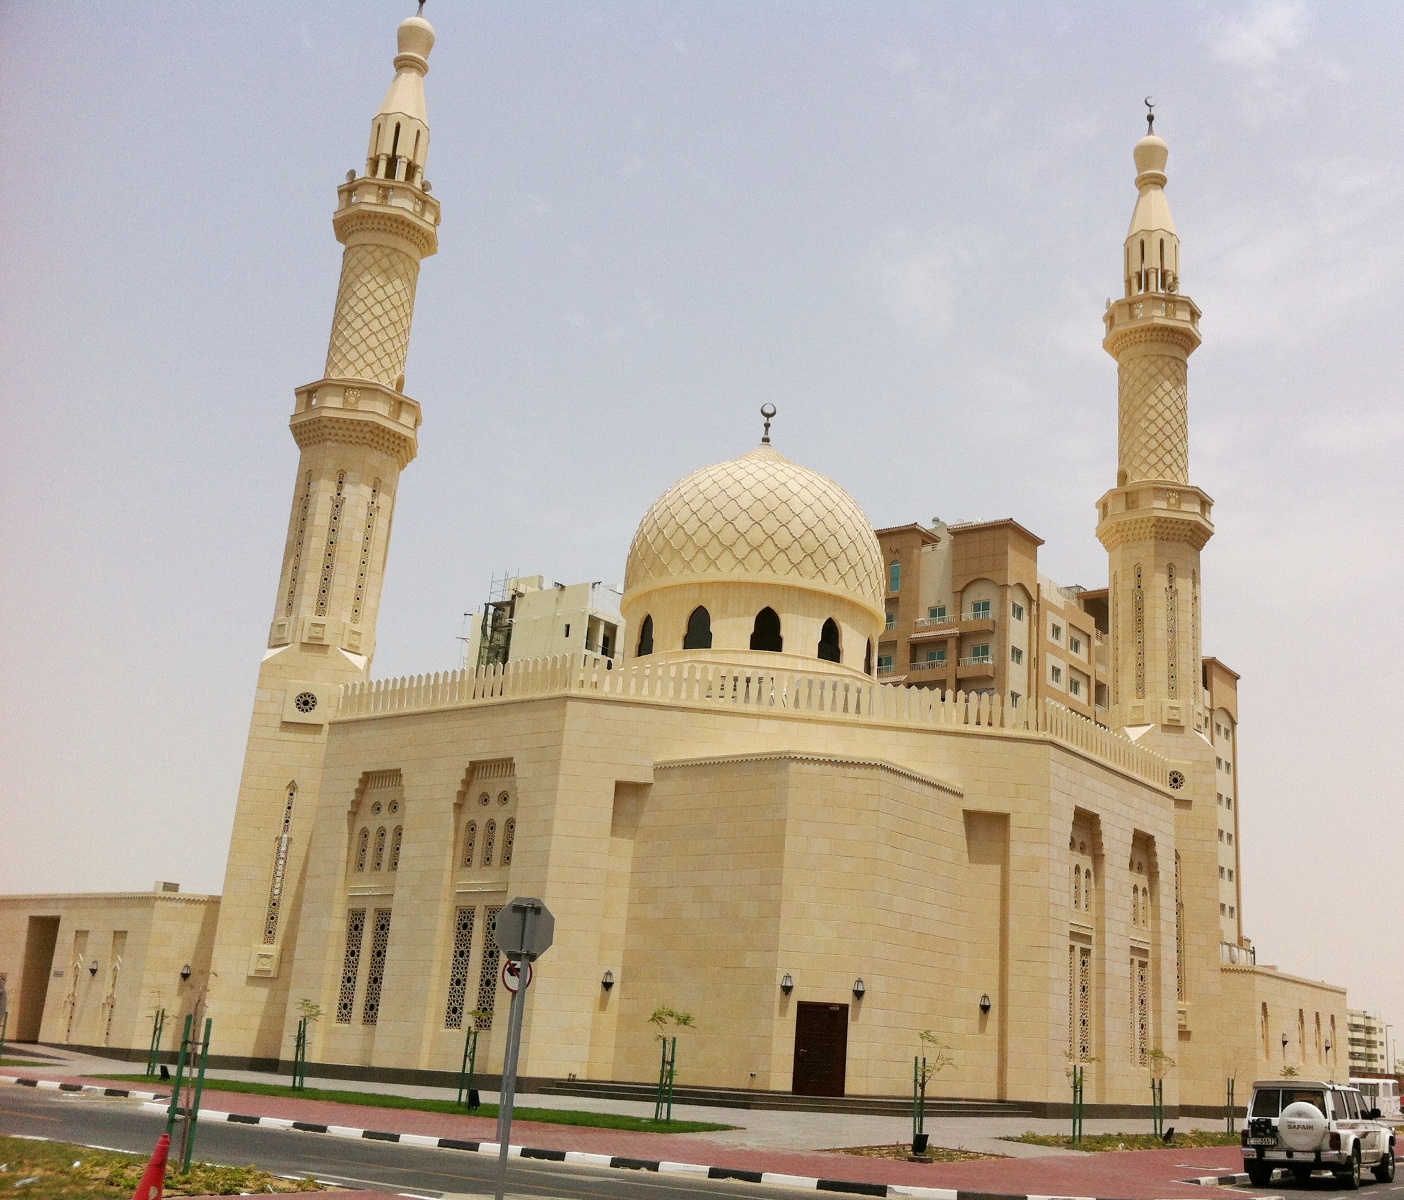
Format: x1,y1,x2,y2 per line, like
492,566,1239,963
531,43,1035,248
493,897,555,962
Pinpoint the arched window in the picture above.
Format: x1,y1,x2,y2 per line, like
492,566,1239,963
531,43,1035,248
389,826,402,872
389,122,401,178
1084,873,1094,913
1073,867,1081,910
372,826,387,872
749,607,783,652
817,618,841,663
1141,886,1150,927
462,821,477,868
864,639,873,676
636,614,654,657
502,818,516,866
683,606,712,650
1132,885,1140,927
355,827,369,872
483,819,497,866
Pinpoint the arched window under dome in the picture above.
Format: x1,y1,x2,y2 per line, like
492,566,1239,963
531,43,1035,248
817,618,841,663
683,606,712,650
636,614,654,657
750,607,783,652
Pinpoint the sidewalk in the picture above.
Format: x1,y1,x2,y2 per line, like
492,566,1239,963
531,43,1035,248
1,1049,1258,1199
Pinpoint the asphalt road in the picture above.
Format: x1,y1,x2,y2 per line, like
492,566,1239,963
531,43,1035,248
0,1084,804,1198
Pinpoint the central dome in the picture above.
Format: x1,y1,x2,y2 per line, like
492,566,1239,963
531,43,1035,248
624,444,884,613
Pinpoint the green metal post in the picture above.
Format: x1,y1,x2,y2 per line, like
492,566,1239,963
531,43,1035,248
1226,1077,1235,1134
457,1027,479,1107
291,1017,307,1090
182,1017,212,1172
654,1038,667,1121
1070,1064,1084,1144
0,1011,7,1064
164,1013,193,1141
665,1036,677,1122
912,1057,919,1145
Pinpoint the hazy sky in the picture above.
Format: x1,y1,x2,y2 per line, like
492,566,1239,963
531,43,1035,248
2,2,1400,1054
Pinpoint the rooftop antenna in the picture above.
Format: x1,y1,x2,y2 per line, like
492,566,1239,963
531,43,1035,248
1144,96,1155,135
760,403,776,445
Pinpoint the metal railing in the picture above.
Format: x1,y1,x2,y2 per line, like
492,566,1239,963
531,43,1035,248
958,654,993,667
909,660,946,672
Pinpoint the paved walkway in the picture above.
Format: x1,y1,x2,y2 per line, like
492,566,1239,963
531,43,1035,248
2,1047,1255,1198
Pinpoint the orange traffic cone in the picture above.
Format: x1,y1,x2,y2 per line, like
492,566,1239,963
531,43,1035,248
130,1132,169,1200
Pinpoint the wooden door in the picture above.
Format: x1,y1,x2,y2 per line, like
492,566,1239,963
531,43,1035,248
792,1001,848,1096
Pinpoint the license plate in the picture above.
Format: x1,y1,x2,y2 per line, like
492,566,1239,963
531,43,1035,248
1247,1137,1275,1146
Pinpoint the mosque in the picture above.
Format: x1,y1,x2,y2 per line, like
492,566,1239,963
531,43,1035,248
0,11,1348,1115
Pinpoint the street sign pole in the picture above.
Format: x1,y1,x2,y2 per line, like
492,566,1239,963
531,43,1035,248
493,897,552,1200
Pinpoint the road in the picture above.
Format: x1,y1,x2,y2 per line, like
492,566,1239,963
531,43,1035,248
0,1084,803,1198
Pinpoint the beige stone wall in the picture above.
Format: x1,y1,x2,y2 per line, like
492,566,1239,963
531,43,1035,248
1219,964,1349,1090
0,893,216,1053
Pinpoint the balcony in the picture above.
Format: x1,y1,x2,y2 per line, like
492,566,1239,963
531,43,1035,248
876,663,899,677
909,659,947,672
913,615,957,631
956,655,995,680
1220,942,1256,966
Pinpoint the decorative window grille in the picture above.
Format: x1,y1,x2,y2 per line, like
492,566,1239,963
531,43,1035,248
1069,943,1092,1061
351,480,379,624
1133,565,1145,699
1165,563,1179,698
361,908,392,1025
475,904,503,1029
389,826,402,872
462,821,476,868
501,818,516,867
336,909,366,1023
482,820,496,866
372,826,387,872
285,471,312,616
263,782,296,944
354,827,369,872
315,472,346,617
1084,872,1093,913
1133,954,1150,1065
1175,853,1185,1001
1073,867,1081,911
444,907,475,1029
1141,886,1150,928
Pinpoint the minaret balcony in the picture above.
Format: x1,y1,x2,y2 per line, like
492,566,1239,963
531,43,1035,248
333,178,440,257
1103,292,1201,353
290,379,422,469
1095,480,1214,553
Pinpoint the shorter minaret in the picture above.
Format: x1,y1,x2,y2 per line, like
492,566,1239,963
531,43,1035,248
1096,119,1213,735
205,10,442,1063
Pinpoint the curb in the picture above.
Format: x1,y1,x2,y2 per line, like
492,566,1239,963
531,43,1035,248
4,1073,1220,1200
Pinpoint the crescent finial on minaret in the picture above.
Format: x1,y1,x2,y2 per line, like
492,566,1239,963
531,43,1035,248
1144,96,1155,135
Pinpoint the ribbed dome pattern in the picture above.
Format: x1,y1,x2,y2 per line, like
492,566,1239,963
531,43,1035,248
624,445,884,610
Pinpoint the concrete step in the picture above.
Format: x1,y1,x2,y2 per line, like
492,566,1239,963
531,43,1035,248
533,1078,1037,1118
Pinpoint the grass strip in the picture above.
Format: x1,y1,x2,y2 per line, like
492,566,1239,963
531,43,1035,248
95,1075,736,1133
1002,1130,1243,1151
0,1134,321,1196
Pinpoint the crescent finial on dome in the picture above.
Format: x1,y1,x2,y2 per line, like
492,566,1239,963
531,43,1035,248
760,404,776,445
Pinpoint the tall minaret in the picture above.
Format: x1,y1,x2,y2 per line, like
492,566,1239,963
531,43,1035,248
1096,121,1213,736
206,11,441,1063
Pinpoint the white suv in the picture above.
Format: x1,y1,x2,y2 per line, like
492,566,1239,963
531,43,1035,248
1242,1079,1396,1188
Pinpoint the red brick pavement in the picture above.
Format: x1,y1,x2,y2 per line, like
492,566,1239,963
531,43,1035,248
28,1073,1251,1197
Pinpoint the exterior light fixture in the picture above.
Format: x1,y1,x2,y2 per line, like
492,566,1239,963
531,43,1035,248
88,960,99,976
780,973,794,996
1281,1033,1289,1050
852,978,866,999
600,970,614,991
979,993,992,1015
1324,1038,1332,1054
180,964,193,982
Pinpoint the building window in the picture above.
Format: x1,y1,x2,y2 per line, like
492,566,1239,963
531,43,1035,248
1070,636,1082,655
1228,869,1233,881
1226,796,1232,810
389,826,402,872
889,561,901,592
749,607,783,652
1069,677,1082,697
970,599,991,619
884,610,896,630
928,605,946,621
1219,866,1225,879
361,908,392,1025
462,821,477,868
1220,902,1227,915
372,826,387,872
636,614,654,657
1011,646,1023,665
864,639,873,675
877,654,894,671
927,647,946,663
501,818,516,867
564,623,570,638
1051,622,1063,642
970,643,991,663
1226,832,1233,845
444,907,475,1029
683,606,712,650
1012,602,1024,620
483,819,497,866
1218,829,1224,842
476,905,503,1029
336,909,366,1024
817,618,842,663
1051,665,1063,684
1217,793,1223,806
1009,691,1020,707
354,827,369,872
1216,757,1222,769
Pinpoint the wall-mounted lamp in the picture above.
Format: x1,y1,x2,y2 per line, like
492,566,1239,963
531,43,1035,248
852,978,866,999
979,993,992,1015
1324,1039,1332,1054
600,970,614,991
180,964,193,982
1281,1032,1289,1050
88,960,99,976
780,973,794,996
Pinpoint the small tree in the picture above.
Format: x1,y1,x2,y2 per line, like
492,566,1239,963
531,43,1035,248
648,1006,695,1122
912,1030,955,1145
291,1000,321,1090
1146,1048,1175,1137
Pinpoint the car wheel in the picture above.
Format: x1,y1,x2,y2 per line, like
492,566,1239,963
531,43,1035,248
1374,1148,1396,1183
1333,1145,1361,1189
1245,1163,1272,1187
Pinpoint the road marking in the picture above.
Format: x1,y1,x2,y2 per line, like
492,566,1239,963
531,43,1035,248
0,1107,58,1121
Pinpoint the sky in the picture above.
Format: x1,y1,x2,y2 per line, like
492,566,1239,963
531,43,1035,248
1,2,1400,1059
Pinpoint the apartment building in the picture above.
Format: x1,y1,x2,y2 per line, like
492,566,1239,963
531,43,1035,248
1347,1009,1390,1074
1205,658,1246,950
464,575,623,667
875,519,1107,721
